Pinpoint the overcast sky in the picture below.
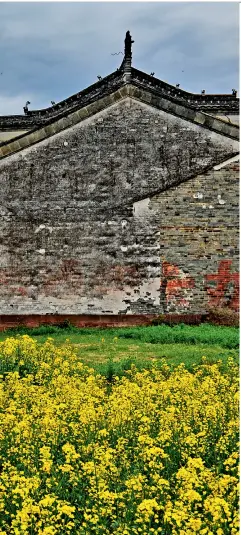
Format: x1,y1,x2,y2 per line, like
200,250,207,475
0,1,239,115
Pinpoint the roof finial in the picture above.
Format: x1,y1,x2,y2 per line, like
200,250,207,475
123,31,134,83
124,31,134,60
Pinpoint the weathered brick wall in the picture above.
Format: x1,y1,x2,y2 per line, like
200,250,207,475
151,161,239,313
0,97,239,315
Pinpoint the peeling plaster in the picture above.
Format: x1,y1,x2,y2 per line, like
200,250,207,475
193,192,203,199
133,197,150,217
218,195,226,205
213,154,239,170
35,224,46,233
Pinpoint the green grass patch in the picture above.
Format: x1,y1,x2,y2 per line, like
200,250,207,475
1,322,239,348
0,323,238,380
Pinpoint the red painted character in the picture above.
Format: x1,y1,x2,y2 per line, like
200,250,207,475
161,261,195,310
205,260,239,311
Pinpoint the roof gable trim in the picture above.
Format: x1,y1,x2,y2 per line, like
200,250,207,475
0,84,239,161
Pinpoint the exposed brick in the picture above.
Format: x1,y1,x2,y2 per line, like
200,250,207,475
152,161,239,313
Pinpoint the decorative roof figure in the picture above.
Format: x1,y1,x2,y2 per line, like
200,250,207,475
122,31,134,83
124,31,134,59
23,101,30,115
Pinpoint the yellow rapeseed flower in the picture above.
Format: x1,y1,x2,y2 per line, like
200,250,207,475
0,335,238,534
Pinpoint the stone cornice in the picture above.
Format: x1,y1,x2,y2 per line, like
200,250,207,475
0,84,239,161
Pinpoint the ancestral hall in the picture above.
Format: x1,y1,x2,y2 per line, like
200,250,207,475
0,32,239,327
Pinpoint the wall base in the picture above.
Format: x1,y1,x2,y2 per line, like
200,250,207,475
0,314,207,331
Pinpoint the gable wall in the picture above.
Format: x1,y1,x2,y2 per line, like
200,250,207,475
0,98,239,315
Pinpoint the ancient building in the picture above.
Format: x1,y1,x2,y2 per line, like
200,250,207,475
0,32,239,328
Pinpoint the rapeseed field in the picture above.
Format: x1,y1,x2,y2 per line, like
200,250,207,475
0,335,239,535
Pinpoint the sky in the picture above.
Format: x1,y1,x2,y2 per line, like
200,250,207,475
0,1,239,115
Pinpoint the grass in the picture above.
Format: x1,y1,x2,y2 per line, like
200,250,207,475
0,323,238,378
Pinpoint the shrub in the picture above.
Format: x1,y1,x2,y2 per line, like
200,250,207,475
206,306,239,327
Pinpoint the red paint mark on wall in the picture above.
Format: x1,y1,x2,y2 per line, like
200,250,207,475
60,259,80,280
205,260,239,311
162,262,180,278
109,265,140,286
161,261,195,311
95,264,140,291
43,259,83,295
161,260,239,312
16,287,28,297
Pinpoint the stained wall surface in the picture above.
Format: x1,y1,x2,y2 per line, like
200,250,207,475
0,97,239,315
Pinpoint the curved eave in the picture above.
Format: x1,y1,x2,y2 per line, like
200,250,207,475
0,66,239,132
132,67,238,103
0,69,124,130
0,83,239,161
